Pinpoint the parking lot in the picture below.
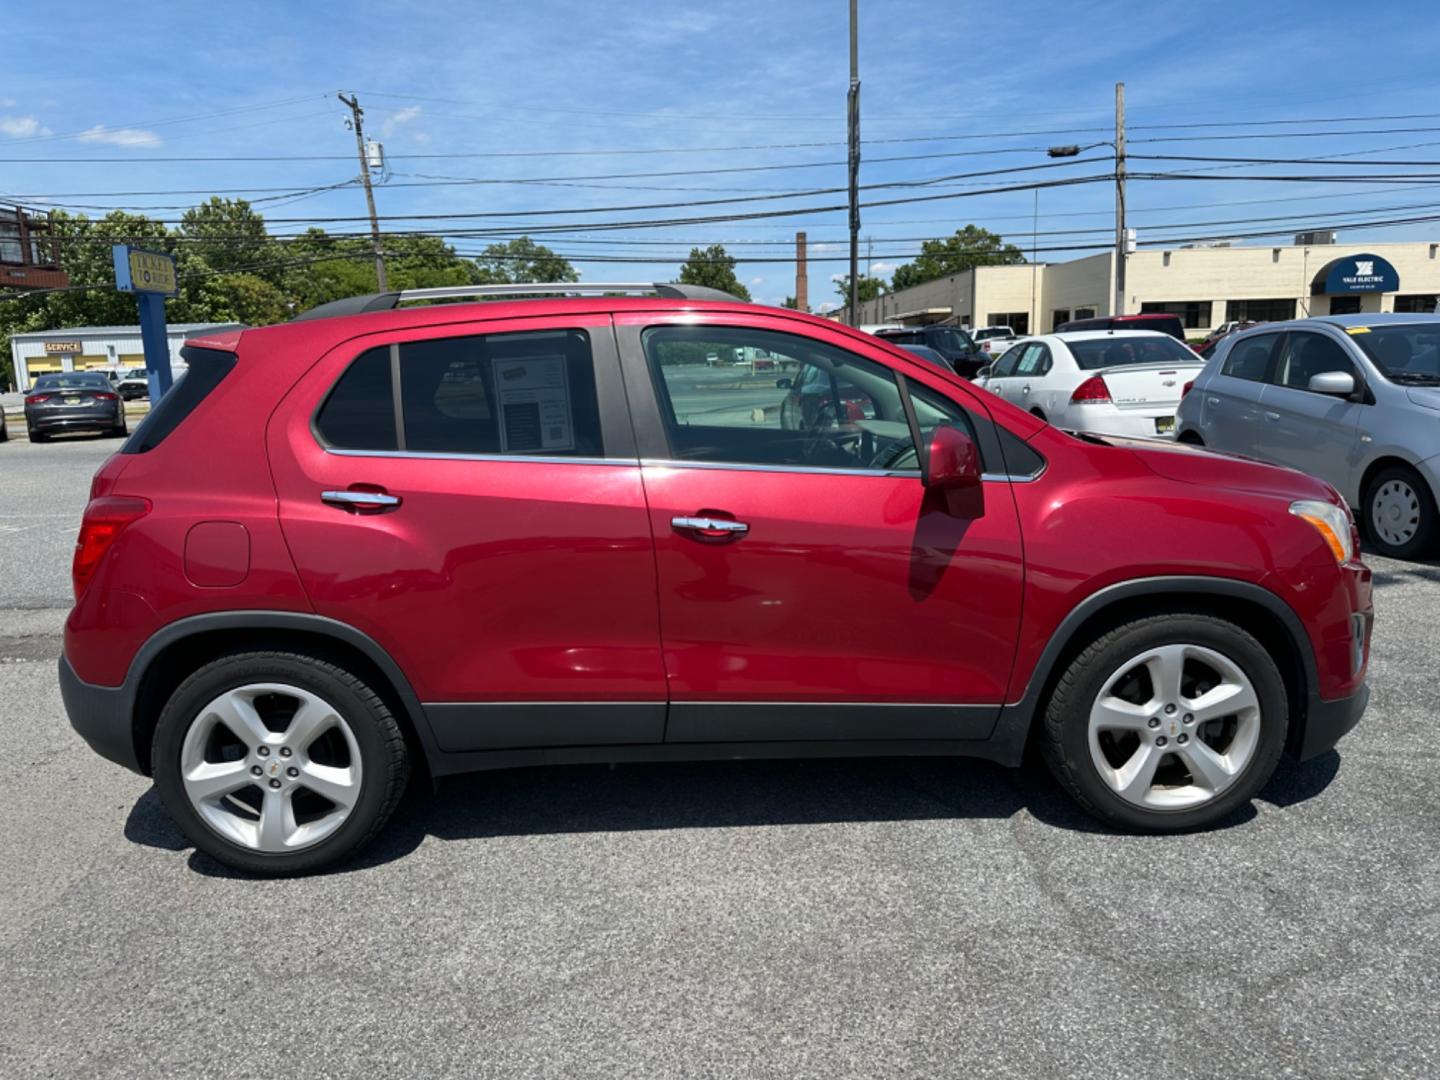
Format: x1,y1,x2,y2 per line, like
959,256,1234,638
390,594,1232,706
1,435,1436,1079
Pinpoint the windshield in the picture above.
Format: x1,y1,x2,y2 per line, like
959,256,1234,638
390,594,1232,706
1067,335,1198,370
33,373,110,390
1349,324,1440,383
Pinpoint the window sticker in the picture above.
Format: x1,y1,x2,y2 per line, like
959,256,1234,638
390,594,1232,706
1345,327,1371,335
493,354,575,452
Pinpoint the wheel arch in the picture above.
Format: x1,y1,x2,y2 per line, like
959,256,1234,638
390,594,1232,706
127,612,438,779
1357,453,1426,510
996,577,1318,763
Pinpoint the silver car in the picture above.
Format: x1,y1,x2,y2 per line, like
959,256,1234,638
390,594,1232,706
1176,313,1440,558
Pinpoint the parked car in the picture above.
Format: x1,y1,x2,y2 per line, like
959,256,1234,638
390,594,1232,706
60,284,1371,874
1177,313,1440,559
116,373,150,401
857,323,904,335
1057,313,1188,343
23,372,127,441
1,407,8,442
894,343,956,373
975,331,1205,437
875,325,987,378
972,325,1018,357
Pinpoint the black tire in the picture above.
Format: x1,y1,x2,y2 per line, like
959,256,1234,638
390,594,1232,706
27,428,47,443
1363,463,1438,560
112,417,128,438
1030,408,1047,422
1177,430,1204,446
1039,613,1288,832
0,419,8,442
151,651,409,876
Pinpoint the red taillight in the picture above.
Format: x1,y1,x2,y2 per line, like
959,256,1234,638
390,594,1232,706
94,391,118,402
72,496,150,600
1181,379,1195,398
1070,376,1112,404
27,393,53,403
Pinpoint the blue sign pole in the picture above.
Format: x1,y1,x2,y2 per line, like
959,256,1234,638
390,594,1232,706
112,244,179,400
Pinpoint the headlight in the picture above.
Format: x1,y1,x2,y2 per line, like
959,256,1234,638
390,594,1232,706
1289,499,1354,564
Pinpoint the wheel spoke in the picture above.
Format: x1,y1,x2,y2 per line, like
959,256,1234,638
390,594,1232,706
298,763,360,810
257,788,294,850
1178,739,1235,792
208,692,271,749
1092,695,1155,731
183,760,251,802
1112,742,1163,801
1188,680,1258,725
284,697,338,753
1145,645,1188,702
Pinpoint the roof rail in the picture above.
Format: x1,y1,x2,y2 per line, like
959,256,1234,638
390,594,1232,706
292,281,742,322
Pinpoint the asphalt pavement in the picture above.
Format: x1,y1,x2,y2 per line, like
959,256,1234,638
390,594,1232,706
0,436,1436,1079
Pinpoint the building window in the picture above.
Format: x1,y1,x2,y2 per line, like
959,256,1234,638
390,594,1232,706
1394,294,1439,314
1073,307,1096,321
1139,300,1213,329
0,212,21,264
986,312,1029,335
1225,298,1296,323
1051,309,1071,331
1328,296,1362,316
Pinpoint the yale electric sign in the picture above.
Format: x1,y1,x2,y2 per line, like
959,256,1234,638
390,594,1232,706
113,246,178,297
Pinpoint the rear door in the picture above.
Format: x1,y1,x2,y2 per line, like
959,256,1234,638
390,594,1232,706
1249,329,1367,489
266,313,667,753
1197,331,1281,452
614,310,1025,743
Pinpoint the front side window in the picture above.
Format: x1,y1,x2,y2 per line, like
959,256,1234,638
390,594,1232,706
990,344,1026,377
315,328,603,456
643,325,939,472
1272,333,1358,391
1220,333,1281,382
1067,335,1198,371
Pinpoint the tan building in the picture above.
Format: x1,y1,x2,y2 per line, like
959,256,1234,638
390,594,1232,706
841,240,1440,338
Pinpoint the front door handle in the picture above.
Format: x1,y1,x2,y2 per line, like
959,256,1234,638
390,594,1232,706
322,489,402,513
1207,396,1221,406
1263,411,1281,422
672,515,749,539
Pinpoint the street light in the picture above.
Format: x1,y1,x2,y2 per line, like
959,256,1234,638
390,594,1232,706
1047,88,1128,317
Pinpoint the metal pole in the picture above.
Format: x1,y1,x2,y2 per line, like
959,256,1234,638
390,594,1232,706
847,0,861,326
1114,81,1126,316
338,92,388,292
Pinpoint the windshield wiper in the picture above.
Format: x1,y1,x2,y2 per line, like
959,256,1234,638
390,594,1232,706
1383,370,1440,385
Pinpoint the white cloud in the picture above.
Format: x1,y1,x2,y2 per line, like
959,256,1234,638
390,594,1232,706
812,242,841,253
0,98,17,108
1,115,51,138
749,276,764,285
380,106,421,136
76,125,162,149
869,262,898,277
829,272,846,283
412,130,432,145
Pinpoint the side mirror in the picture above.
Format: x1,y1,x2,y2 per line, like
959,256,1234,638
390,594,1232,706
776,377,792,389
926,425,982,491
1308,370,1356,397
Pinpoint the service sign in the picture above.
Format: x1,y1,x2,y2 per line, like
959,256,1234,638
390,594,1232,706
42,341,81,354
112,245,178,297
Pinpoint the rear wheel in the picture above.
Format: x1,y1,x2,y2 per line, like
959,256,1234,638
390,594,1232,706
111,415,128,438
1177,430,1204,446
1030,408,1047,422
27,428,47,443
1364,464,1437,560
1040,614,1287,831
152,651,409,875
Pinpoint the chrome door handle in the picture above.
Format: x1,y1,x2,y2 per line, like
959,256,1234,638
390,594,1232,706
322,490,401,510
672,515,749,536
1263,411,1281,422
1021,385,1031,394
1207,396,1221,406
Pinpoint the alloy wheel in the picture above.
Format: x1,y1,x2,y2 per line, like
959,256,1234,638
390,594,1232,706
1372,479,1421,548
178,683,363,853
1087,643,1261,810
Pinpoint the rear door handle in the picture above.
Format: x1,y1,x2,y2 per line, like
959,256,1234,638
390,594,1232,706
672,515,749,539
1264,411,1281,422
1206,396,1221,406
322,489,402,512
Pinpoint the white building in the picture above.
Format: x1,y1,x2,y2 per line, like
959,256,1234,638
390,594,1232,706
9,322,241,391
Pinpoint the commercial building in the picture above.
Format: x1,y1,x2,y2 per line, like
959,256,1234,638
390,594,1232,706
8,323,242,392
840,239,1440,337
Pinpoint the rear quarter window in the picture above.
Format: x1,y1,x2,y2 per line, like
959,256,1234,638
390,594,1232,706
122,346,237,454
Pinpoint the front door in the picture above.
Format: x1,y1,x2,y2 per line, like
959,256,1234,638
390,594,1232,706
1251,329,1366,492
615,312,1026,744
267,313,667,752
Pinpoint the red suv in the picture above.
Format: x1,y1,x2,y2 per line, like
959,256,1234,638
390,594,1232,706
59,284,1372,874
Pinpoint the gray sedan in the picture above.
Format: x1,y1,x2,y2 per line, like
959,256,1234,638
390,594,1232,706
1175,312,1440,558
23,372,128,442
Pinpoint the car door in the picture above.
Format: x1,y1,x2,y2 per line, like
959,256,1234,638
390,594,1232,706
1249,329,1367,491
984,343,1026,400
266,313,668,753
1197,331,1281,453
1011,342,1052,416
614,311,1026,743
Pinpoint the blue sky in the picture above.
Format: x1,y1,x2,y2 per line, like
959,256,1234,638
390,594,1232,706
5,0,1440,308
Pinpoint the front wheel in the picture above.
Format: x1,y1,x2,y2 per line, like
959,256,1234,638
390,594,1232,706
152,651,409,875
1040,614,1287,832
1364,464,1437,560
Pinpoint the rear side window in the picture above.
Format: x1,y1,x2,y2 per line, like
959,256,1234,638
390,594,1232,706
122,346,237,455
1220,333,1280,382
315,328,603,457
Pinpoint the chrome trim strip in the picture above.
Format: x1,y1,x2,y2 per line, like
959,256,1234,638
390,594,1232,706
324,448,628,466
640,457,920,479
321,489,400,507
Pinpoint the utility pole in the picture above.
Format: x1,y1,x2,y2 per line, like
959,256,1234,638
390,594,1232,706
1113,81,1126,317
337,92,388,292
847,0,861,326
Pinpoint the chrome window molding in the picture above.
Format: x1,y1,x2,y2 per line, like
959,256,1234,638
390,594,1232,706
324,447,628,467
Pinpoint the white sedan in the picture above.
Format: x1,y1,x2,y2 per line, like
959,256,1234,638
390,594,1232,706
975,330,1205,438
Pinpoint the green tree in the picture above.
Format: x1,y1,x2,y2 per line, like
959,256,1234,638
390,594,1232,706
834,274,888,305
676,244,751,301
890,225,1025,291
472,236,577,284
782,296,800,309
